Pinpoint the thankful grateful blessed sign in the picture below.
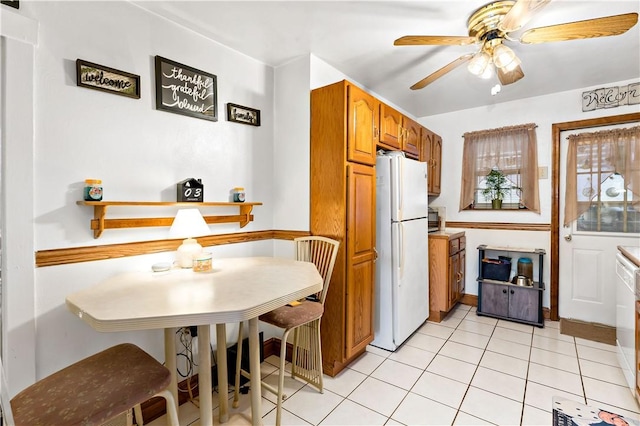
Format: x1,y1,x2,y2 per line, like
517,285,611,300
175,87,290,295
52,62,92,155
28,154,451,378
76,59,140,99
154,56,217,122
582,82,639,112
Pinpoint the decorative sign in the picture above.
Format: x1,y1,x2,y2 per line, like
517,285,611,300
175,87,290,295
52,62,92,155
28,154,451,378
76,59,140,99
582,82,639,112
177,178,204,202
227,103,261,126
155,56,217,122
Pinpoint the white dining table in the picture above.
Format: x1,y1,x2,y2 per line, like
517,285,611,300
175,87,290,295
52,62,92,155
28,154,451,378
65,256,323,426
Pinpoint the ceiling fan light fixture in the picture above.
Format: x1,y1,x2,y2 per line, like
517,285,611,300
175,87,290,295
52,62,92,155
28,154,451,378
480,63,495,79
492,43,517,69
501,54,521,72
467,51,490,76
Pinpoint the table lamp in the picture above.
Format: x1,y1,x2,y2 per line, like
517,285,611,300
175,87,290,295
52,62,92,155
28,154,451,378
169,208,211,268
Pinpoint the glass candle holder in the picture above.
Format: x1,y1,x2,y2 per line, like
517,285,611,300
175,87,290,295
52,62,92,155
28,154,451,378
192,252,213,272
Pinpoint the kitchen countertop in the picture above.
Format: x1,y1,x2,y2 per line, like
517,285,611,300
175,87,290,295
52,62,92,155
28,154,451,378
618,245,640,268
428,230,465,240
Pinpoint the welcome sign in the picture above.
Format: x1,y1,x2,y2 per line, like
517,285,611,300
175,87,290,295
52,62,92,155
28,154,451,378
582,82,639,112
154,56,217,122
76,59,140,99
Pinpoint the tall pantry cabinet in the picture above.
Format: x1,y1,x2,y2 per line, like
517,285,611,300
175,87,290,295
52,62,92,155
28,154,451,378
310,80,377,376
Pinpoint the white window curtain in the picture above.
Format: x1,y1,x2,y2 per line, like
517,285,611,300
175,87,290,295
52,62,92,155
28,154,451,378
460,123,540,212
564,125,640,227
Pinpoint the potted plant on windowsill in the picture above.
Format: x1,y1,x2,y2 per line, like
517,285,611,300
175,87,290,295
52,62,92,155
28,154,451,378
482,169,512,209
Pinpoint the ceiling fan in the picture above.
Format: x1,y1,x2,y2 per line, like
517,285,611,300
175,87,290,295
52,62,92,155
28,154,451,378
395,0,638,89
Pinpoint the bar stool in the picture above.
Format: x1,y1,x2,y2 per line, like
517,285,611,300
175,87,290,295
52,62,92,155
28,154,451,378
2,343,179,426
233,236,340,425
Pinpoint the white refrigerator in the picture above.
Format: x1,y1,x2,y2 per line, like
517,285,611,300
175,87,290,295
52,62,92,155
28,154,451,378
372,152,429,351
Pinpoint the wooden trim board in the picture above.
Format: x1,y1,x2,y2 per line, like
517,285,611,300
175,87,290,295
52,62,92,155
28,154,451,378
35,230,311,267
559,318,615,345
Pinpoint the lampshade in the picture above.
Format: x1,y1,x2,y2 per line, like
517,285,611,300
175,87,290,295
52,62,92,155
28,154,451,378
169,209,210,239
170,209,211,268
479,63,495,80
467,51,491,76
492,44,517,69
497,62,525,85
501,54,521,72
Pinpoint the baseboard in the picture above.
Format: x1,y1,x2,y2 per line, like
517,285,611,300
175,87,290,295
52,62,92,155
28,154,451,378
140,337,280,423
559,318,616,346
460,294,478,307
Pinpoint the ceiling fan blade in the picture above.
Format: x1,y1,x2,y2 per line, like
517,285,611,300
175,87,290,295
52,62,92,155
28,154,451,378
497,64,525,85
500,0,551,32
520,12,639,44
410,54,474,90
394,35,476,46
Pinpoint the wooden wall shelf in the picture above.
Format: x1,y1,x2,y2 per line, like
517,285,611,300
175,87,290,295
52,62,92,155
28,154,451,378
77,201,263,238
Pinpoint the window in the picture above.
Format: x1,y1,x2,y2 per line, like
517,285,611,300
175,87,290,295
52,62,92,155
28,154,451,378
460,123,540,212
564,126,640,233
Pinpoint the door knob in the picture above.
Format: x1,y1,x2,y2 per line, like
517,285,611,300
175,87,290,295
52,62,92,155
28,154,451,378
564,234,572,242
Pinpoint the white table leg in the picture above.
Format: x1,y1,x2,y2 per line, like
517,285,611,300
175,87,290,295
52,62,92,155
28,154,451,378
197,325,213,426
216,324,229,423
249,318,262,426
164,328,179,417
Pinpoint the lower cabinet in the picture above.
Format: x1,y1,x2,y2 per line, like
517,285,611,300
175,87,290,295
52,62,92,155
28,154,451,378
480,281,541,323
476,245,545,327
428,231,465,322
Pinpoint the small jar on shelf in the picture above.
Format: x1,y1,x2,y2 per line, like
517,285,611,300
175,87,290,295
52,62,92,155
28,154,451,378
232,187,245,202
84,179,103,201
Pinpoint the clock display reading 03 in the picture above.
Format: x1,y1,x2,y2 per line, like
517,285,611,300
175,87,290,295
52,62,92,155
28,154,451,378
177,178,204,202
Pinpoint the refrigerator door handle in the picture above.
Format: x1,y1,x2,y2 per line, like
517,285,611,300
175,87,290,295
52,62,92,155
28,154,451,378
398,222,404,282
398,158,404,218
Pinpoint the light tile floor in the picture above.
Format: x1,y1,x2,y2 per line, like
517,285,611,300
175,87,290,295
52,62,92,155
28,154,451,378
148,304,639,425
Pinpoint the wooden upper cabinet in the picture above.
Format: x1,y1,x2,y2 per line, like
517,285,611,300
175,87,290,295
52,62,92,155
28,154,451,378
402,117,420,159
420,127,442,196
347,85,378,166
379,103,402,150
430,134,442,196
420,127,432,163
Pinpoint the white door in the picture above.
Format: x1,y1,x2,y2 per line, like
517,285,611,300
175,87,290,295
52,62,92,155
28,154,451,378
559,127,640,326
392,217,429,346
391,156,428,221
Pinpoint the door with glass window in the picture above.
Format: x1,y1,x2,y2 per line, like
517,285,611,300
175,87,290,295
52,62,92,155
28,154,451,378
559,125,640,326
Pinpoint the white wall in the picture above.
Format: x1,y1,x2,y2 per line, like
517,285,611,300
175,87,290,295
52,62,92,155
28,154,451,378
1,1,287,394
272,55,311,257
1,9,39,394
422,79,640,306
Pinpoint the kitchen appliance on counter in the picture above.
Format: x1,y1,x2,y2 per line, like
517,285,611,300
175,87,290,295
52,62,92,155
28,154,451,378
616,248,639,398
428,206,446,233
428,207,439,233
372,152,429,351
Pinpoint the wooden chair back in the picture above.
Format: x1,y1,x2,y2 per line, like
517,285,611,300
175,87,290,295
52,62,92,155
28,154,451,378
294,236,340,305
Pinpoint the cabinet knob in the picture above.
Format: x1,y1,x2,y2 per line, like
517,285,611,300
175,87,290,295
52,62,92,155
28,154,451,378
510,289,515,294
502,289,507,294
